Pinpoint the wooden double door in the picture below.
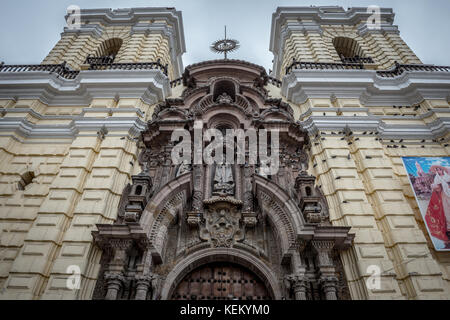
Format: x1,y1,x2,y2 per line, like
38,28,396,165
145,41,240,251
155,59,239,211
171,262,271,300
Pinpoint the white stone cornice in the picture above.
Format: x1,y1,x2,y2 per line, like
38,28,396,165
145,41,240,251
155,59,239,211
0,116,147,139
64,7,186,54
283,69,450,106
299,116,450,140
0,107,145,120
0,69,170,106
62,24,105,38
357,23,399,37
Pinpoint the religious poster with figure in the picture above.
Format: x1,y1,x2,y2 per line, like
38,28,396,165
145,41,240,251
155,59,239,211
402,157,450,251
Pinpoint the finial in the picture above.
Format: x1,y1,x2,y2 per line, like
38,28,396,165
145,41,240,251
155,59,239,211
210,25,240,60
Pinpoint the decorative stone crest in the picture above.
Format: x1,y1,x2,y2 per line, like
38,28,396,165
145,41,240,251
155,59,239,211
200,198,244,247
91,59,354,301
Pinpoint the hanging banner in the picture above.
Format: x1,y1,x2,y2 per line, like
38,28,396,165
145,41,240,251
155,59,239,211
402,157,450,251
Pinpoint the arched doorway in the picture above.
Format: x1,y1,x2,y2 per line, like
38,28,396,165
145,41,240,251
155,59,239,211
171,262,271,300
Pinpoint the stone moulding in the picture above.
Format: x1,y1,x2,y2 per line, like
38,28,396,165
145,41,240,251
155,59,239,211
0,113,147,139
159,248,283,300
282,68,450,106
91,59,355,300
298,115,450,141
0,69,170,106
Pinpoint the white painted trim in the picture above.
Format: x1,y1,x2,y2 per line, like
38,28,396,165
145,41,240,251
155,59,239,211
0,69,170,106
282,69,450,106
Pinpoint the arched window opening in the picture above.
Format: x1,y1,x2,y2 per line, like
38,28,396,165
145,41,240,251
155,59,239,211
213,80,236,102
135,185,143,196
88,38,123,64
305,186,312,197
18,171,35,191
332,37,372,64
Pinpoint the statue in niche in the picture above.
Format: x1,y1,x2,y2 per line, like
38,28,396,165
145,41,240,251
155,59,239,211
213,163,235,196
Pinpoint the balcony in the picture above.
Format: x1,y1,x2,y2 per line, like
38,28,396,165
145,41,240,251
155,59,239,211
286,60,363,74
0,57,169,79
0,61,79,79
376,62,450,78
285,59,450,78
340,56,374,64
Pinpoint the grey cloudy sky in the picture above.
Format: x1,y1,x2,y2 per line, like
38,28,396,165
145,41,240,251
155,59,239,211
0,0,449,73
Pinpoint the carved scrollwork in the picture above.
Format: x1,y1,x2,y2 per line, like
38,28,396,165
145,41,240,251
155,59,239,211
199,204,244,248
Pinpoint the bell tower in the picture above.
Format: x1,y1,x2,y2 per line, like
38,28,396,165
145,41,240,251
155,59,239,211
270,6,421,78
43,7,186,79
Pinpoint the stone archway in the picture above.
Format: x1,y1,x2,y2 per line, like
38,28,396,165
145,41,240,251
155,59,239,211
171,262,271,300
92,59,354,301
160,248,282,300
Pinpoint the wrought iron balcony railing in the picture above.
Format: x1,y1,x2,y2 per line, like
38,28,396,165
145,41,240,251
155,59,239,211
285,60,450,78
0,58,169,79
0,62,79,79
267,76,282,88
341,56,374,64
170,77,183,88
375,62,450,78
86,57,168,76
85,55,115,65
286,61,363,74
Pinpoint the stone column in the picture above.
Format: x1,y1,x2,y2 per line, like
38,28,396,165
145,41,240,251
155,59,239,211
289,240,308,300
192,164,204,211
293,276,308,300
312,240,338,300
134,242,155,300
104,239,133,300
104,272,125,300
242,164,254,212
135,274,154,300
320,276,339,301
285,274,308,300
161,142,174,186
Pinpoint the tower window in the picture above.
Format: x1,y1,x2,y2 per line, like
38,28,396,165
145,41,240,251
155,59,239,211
213,80,236,102
135,185,143,196
91,38,123,63
332,37,371,63
305,186,312,197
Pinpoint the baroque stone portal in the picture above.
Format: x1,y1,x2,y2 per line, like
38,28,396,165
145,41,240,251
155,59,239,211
92,59,354,300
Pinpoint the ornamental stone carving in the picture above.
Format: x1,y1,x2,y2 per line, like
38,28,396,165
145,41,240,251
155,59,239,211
92,59,354,300
199,199,244,248
213,163,235,196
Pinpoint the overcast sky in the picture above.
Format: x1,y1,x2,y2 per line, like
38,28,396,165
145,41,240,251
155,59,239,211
0,0,449,73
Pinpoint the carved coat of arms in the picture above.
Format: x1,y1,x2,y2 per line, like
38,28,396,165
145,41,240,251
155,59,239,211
199,204,244,247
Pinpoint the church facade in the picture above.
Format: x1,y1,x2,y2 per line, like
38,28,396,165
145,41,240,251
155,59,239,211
0,6,449,300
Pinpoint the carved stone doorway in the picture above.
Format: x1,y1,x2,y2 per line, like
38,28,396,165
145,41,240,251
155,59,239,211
170,262,271,300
